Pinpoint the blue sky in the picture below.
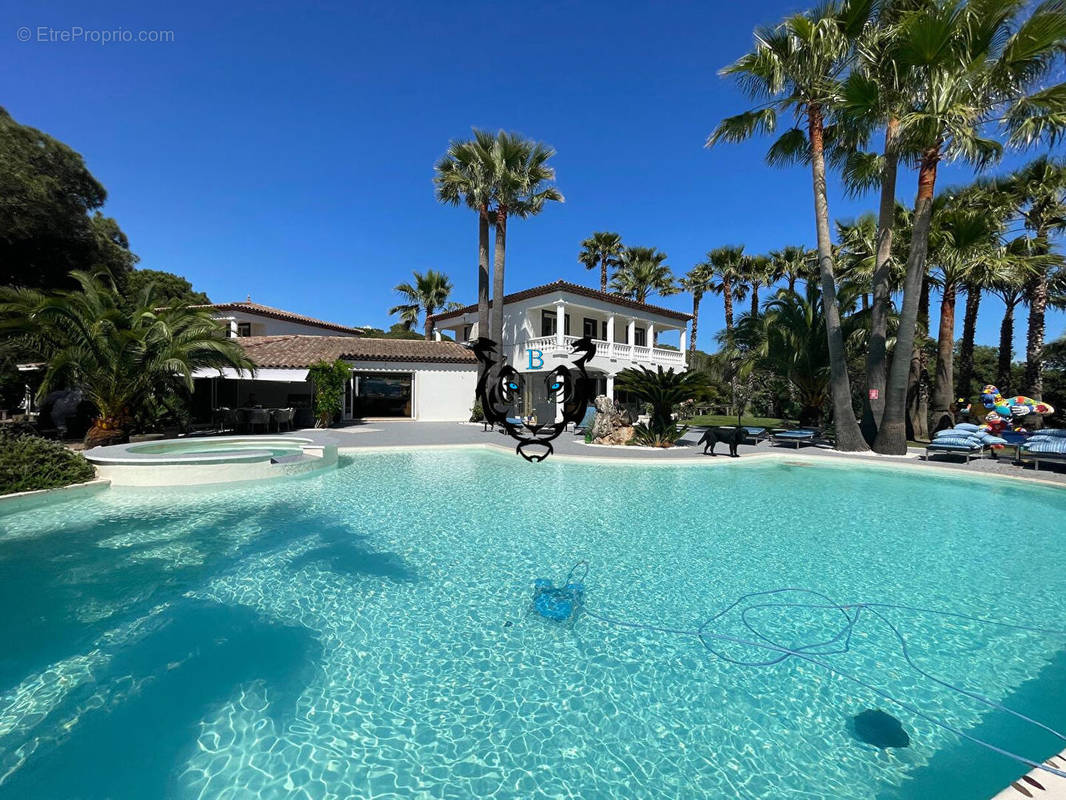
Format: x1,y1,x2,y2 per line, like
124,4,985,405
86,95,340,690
4,0,1064,353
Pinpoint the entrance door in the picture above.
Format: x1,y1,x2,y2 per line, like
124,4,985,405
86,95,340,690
352,372,412,417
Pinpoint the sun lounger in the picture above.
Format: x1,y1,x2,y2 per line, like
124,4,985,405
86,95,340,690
771,429,819,449
571,406,597,434
1019,429,1066,471
924,426,1002,463
741,426,769,445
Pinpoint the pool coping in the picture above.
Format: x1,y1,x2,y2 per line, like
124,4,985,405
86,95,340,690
335,442,1066,491
991,749,1066,799
0,478,111,514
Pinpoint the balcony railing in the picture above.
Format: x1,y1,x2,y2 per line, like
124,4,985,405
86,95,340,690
518,336,685,367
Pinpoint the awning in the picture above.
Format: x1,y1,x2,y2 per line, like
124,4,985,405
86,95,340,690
192,367,310,382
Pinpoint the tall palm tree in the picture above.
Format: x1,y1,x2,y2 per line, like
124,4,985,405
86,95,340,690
705,245,749,330
999,157,1066,402
926,198,1002,431
835,214,879,308
678,261,716,365
743,254,773,316
708,1,872,451
578,232,624,293
389,270,455,340
482,131,564,351
0,271,255,447
434,132,494,341
770,245,818,294
872,0,1066,454
610,247,674,303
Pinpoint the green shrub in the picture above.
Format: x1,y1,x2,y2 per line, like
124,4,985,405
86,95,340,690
0,430,95,495
307,359,350,428
469,400,485,423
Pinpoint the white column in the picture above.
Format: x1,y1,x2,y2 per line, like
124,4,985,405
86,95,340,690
606,374,615,400
681,324,689,365
647,323,656,350
606,315,615,358
555,302,565,350
433,328,441,342
228,319,238,338
627,319,636,346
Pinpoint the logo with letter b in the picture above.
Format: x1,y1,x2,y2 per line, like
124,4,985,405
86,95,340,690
527,349,544,369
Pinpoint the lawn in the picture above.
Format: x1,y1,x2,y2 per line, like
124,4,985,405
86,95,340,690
687,414,794,428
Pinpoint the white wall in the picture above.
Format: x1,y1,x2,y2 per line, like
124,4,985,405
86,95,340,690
347,360,476,421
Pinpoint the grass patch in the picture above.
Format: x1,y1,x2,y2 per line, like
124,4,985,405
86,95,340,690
687,414,794,428
0,429,96,495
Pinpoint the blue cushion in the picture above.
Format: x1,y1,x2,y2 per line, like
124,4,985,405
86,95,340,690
954,422,981,432
929,436,982,450
743,427,766,435
928,442,981,451
1034,428,1066,438
775,430,815,439
934,427,983,440
1023,438,1066,454
975,432,1008,446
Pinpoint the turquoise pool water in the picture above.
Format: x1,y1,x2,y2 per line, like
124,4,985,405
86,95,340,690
1,450,1065,799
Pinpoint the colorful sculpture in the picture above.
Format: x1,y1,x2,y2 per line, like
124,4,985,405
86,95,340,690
977,384,1054,433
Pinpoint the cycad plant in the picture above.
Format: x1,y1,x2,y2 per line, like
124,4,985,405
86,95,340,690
615,365,709,447
389,270,455,340
0,271,255,446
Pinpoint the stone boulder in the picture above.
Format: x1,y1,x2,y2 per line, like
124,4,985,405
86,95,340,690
590,395,635,446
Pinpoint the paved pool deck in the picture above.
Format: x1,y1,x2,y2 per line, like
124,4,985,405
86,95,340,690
264,421,1066,486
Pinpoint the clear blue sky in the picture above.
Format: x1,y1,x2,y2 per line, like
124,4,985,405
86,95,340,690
4,0,1064,354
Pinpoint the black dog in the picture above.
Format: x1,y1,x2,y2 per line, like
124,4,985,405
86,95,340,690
698,426,744,457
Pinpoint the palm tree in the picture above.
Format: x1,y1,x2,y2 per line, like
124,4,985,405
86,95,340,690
610,246,674,303
678,261,716,365
999,157,1066,402
835,214,879,309
434,132,493,341
872,0,1066,454
389,270,455,340
482,131,564,351
925,198,1002,431
708,1,872,451
0,271,254,447
743,254,773,316
704,245,749,330
770,246,818,294
579,232,624,293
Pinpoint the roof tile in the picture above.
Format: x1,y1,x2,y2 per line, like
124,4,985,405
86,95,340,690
235,335,476,368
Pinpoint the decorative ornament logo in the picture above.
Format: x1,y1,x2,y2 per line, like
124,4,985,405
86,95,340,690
470,337,596,462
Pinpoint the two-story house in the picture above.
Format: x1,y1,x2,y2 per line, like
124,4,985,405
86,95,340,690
428,280,691,421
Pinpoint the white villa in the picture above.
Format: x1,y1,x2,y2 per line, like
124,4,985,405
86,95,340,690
428,280,691,418
183,282,690,426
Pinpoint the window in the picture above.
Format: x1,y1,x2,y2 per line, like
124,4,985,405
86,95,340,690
634,327,646,347
582,317,598,339
540,311,570,337
236,322,251,337
601,321,608,341
461,325,472,342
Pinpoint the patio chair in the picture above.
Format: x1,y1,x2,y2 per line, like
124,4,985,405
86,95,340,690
741,426,769,445
1019,429,1066,471
246,408,270,434
571,406,597,434
770,429,820,449
272,407,295,432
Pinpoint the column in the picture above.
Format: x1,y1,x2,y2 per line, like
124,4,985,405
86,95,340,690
433,328,441,342
681,324,689,365
606,374,615,400
627,319,636,346
647,323,656,351
555,302,565,350
606,315,615,359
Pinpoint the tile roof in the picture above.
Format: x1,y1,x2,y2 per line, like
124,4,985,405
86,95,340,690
427,279,692,323
236,335,476,368
193,301,364,335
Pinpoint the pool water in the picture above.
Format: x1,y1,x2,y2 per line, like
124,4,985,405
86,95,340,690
1,450,1065,799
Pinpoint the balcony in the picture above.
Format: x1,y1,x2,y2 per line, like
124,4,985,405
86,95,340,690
520,335,686,369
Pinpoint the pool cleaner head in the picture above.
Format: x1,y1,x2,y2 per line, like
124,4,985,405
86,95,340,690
532,578,584,621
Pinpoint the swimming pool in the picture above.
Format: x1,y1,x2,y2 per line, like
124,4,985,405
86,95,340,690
1,449,1064,798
